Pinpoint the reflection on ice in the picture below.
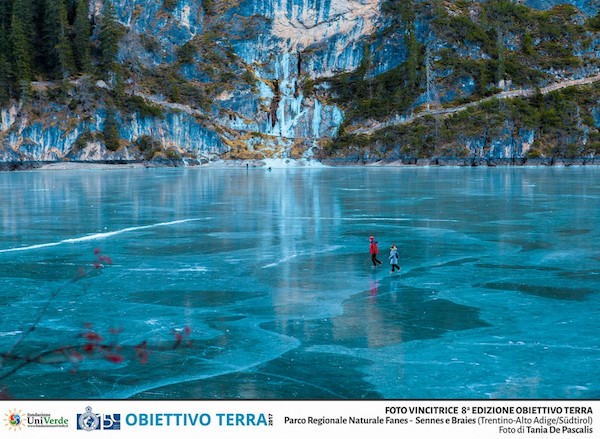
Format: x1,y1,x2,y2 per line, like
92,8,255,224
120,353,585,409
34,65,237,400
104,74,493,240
0,167,598,399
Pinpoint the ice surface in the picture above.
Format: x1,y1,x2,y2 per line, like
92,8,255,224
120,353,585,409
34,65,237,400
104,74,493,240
0,166,598,399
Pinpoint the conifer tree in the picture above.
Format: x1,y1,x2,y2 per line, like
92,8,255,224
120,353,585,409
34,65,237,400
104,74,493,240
11,0,36,66
43,0,75,79
402,1,419,90
73,0,92,73
0,0,10,43
99,0,119,78
10,6,33,99
0,3,11,103
0,37,10,103
103,104,121,151
0,0,10,26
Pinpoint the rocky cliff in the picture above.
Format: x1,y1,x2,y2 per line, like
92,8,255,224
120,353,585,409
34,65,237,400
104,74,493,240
2,0,600,165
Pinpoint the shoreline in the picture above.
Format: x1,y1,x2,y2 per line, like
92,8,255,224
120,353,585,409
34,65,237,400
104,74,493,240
1,156,598,171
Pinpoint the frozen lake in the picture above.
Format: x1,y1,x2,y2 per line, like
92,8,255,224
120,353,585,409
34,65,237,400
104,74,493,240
0,166,598,400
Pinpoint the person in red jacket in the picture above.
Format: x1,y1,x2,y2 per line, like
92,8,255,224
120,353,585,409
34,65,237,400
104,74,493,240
369,236,383,267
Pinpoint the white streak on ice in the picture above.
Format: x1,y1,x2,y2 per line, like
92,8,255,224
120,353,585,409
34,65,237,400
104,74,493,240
128,265,209,273
262,245,342,268
0,218,206,254
262,253,299,269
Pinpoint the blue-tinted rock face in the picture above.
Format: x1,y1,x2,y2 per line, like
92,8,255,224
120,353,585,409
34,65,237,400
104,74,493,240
113,0,203,63
215,0,381,154
468,126,537,159
1,102,225,162
1,0,600,162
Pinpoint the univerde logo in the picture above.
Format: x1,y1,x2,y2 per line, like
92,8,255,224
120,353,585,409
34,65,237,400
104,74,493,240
3,408,25,432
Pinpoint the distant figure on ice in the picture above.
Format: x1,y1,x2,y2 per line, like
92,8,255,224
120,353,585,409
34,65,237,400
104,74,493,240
389,244,401,273
369,236,383,267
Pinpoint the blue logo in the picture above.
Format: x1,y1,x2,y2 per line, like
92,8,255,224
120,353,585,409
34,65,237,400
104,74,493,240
77,407,121,431
103,414,121,430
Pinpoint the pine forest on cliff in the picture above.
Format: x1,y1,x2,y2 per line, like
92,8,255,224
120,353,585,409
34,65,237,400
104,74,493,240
1,0,600,165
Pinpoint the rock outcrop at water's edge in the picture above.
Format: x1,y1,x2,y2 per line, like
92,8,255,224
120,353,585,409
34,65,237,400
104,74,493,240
318,156,599,167
2,0,600,167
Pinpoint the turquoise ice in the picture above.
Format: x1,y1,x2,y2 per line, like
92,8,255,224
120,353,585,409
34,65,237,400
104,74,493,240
0,166,598,399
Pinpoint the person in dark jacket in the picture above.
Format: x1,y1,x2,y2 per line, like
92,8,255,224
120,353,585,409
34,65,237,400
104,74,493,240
369,236,383,267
